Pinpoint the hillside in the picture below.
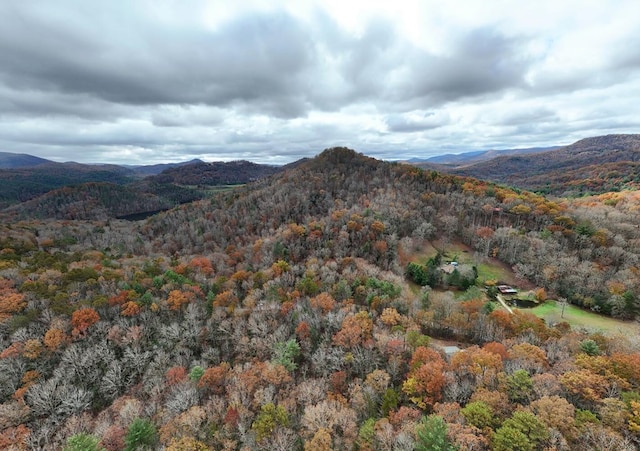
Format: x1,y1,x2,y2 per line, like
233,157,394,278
0,157,283,216
418,146,557,165
128,159,205,176
434,134,640,195
0,162,136,209
1,148,640,449
149,160,282,185
1,181,204,221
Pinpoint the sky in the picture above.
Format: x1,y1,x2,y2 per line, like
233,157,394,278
1,0,640,165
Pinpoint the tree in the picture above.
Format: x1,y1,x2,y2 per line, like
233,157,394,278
506,369,533,404
461,401,496,431
403,346,448,409
333,311,373,347
415,415,457,451
272,339,301,372
499,410,549,449
560,369,609,406
304,428,333,451
44,327,67,351
64,433,104,451
124,418,157,451
166,437,209,451
252,403,289,442
450,346,503,388
492,425,533,451
167,289,190,311
580,339,601,356
188,366,205,383
71,307,100,337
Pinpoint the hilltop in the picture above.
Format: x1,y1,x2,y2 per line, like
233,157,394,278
0,151,51,169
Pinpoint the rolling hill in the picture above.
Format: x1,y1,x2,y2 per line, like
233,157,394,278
0,156,285,216
433,134,640,195
148,160,282,185
0,151,51,168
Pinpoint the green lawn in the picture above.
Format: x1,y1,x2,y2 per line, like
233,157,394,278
522,300,640,335
476,262,515,284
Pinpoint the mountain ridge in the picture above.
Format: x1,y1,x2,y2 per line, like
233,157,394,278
425,134,640,195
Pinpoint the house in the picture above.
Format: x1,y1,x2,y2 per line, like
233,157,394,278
497,285,517,295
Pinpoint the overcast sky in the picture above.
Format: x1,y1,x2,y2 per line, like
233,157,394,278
1,0,640,165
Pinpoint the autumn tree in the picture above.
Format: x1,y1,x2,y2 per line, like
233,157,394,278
333,311,373,348
403,346,447,409
528,395,578,443
71,307,100,337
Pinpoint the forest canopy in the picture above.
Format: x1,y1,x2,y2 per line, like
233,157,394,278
1,148,640,449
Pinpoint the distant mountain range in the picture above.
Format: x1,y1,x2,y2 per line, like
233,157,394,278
413,146,560,165
421,134,640,195
0,154,285,219
3,133,640,219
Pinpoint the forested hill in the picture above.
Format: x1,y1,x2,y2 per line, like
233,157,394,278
135,148,640,316
1,147,640,449
0,162,135,209
148,160,282,185
1,181,203,221
438,134,640,195
0,157,282,211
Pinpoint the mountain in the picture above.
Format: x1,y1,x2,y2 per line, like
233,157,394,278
1,181,205,221
2,147,640,449
0,151,51,168
435,134,640,195
128,159,205,176
0,156,284,214
0,162,136,209
148,159,282,185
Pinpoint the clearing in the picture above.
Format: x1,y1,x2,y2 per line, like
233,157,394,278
519,300,640,336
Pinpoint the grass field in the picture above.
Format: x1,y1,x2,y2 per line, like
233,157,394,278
520,300,640,335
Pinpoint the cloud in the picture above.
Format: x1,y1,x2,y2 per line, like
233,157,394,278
0,0,638,165
385,111,450,133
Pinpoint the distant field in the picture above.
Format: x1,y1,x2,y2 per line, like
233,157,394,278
520,300,640,335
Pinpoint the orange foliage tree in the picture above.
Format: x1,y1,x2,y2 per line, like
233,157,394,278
44,327,67,351
333,311,373,347
402,346,447,409
167,290,191,311
71,307,100,337
0,278,26,321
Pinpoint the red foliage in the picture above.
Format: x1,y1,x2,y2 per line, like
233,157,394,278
0,341,23,359
330,370,348,395
100,425,126,451
188,256,214,275
198,363,230,394
296,321,311,341
388,406,421,428
121,301,141,317
109,290,136,306
0,425,29,449
409,346,442,370
482,341,509,360
165,366,188,385
224,407,239,428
